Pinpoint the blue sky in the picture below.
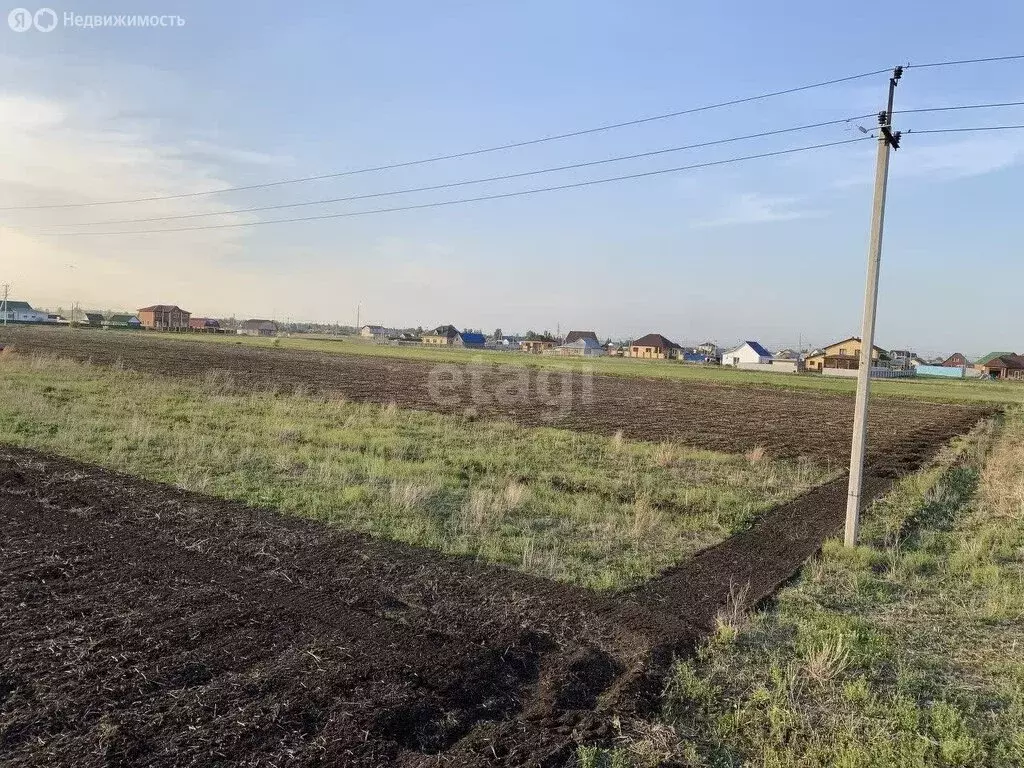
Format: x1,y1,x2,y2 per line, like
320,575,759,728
1,0,1022,355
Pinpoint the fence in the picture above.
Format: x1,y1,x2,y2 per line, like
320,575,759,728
735,361,802,374
915,364,966,378
822,366,917,379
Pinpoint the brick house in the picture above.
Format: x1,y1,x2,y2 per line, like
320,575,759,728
629,333,682,359
422,325,461,346
976,353,1024,380
942,352,970,368
189,318,221,332
520,337,557,354
804,336,887,372
137,305,191,330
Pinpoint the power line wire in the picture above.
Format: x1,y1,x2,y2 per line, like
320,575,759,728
905,54,1024,69
3,54,1021,213
907,124,1024,134
0,67,894,211
41,101,1024,228
900,100,1024,115
53,114,877,226
33,136,872,237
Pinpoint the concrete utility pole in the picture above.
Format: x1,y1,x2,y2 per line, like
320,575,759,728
1,283,9,325
845,66,903,547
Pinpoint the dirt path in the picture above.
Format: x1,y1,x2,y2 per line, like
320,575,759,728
635,416,981,614
0,403,987,767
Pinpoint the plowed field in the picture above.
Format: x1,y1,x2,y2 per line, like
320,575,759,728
0,327,995,765
0,327,989,465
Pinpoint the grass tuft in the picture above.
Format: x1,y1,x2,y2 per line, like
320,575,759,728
745,445,767,464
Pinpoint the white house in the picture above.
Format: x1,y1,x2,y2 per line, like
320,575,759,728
553,337,607,357
695,341,720,357
721,341,773,367
359,325,396,339
0,300,50,324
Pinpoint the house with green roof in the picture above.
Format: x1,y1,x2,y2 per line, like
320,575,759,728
975,352,1024,380
975,351,1013,366
105,314,142,329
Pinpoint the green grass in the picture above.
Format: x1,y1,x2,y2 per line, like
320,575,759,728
77,328,1024,405
0,351,829,590
582,410,1024,766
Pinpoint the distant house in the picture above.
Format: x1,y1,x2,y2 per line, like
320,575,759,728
721,341,773,367
563,330,599,345
490,335,521,348
422,325,461,346
0,300,49,324
394,331,422,343
360,325,396,339
451,331,485,348
629,333,682,360
695,341,720,357
189,317,221,332
976,352,1024,380
84,312,105,327
804,337,887,372
975,351,1013,367
554,337,606,357
138,305,190,330
237,319,278,337
106,314,142,329
605,342,627,357
521,337,557,354
774,348,801,361
681,351,714,364
942,352,970,368
888,349,918,370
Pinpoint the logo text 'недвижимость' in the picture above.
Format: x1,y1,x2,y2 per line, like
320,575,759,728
8,8,185,31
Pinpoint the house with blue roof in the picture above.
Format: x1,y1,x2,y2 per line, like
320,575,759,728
454,331,487,348
682,351,714,364
721,341,773,367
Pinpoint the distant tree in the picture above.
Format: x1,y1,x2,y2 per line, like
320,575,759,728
493,328,503,340
525,330,539,340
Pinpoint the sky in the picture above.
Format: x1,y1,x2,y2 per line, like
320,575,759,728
1,1,1022,357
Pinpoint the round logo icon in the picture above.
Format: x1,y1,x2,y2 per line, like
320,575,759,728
33,7,56,31
8,7,33,31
